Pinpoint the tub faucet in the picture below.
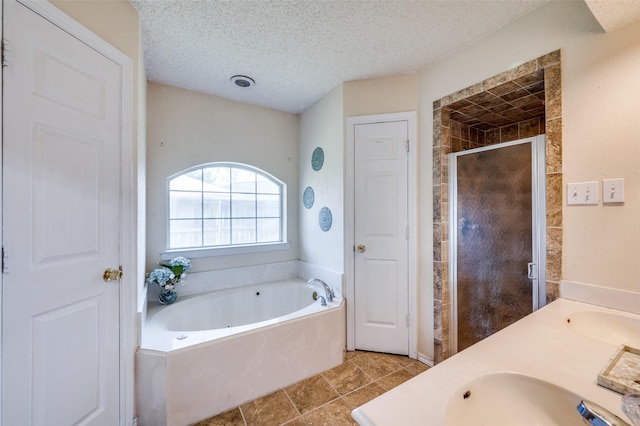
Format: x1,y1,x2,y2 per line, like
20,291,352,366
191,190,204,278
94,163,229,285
577,400,630,426
308,278,334,302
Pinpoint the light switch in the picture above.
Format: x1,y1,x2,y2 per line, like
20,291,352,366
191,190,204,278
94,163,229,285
567,182,599,206
603,178,624,204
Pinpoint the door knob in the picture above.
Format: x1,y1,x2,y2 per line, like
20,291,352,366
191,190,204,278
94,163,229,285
103,266,123,282
357,244,366,253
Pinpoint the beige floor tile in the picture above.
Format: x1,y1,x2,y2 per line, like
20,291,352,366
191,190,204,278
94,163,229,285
403,359,429,376
351,352,401,380
191,407,245,426
344,350,365,361
383,353,414,367
197,352,419,426
377,369,415,391
322,361,372,395
342,383,386,409
282,417,307,426
285,375,340,414
303,399,358,426
240,390,299,426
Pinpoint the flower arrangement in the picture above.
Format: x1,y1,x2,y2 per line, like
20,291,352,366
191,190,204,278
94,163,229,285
147,256,191,304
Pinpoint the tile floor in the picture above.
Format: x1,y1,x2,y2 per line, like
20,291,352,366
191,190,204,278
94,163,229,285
193,351,429,426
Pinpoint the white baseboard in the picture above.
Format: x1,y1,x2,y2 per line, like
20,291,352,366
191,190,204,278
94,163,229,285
417,353,434,367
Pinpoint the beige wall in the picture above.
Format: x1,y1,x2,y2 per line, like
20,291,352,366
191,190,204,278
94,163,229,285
419,0,640,359
146,83,300,272
562,20,640,290
299,85,344,272
344,74,419,118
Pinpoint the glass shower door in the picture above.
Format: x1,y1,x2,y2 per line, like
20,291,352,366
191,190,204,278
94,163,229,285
450,137,545,352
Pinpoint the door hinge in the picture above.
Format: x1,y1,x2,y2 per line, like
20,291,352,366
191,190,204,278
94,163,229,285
406,313,411,327
2,247,8,274
405,139,410,152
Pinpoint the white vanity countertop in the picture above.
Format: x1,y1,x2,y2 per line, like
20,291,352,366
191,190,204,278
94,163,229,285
352,298,640,425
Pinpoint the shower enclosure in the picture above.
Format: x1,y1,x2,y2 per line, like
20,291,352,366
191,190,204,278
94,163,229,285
449,136,546,353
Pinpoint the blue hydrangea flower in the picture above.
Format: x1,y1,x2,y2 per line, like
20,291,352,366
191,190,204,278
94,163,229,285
169,256,191,274
161,256,191,279
148,267,175,287
148,257,191,292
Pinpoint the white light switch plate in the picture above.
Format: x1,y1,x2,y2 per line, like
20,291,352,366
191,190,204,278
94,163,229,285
567,181,599,205
603,178,624,203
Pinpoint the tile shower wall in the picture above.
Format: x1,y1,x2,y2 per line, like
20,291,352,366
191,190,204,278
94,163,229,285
449,116,545,150
432,50,562,363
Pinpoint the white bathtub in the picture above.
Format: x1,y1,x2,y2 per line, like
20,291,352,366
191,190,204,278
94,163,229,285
136,278,345,426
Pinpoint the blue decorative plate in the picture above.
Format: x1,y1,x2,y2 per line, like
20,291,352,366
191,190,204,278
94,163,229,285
303,186,315,209
311,147,324,171
319,207,332,232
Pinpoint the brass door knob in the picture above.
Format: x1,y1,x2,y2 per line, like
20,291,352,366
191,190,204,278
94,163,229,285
103,266,123,282
357,244,366,253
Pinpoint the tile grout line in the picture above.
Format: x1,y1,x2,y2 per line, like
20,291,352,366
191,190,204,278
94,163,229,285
282,387,304,421
322,359,368,394
340,354,405,400
238,405,249,426
375,365,408,382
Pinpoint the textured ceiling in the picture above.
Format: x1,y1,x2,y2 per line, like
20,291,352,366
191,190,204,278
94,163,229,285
131,0,552,114
584,0,640,32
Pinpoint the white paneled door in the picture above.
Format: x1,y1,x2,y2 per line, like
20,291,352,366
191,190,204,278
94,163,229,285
354,121,409,355
3,2,122,424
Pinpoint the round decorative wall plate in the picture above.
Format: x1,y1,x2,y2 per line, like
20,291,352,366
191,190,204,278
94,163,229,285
303,186,315,209
311,147,324,171
319,207,332,232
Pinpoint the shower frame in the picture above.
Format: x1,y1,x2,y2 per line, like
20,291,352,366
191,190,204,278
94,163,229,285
448,136,547,355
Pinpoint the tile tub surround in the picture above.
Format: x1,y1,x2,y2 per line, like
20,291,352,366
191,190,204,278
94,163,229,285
352,298,639,425
433,49,563,362
194,351,429,426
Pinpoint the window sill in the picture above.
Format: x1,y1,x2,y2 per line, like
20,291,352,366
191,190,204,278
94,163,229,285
160,242,290,260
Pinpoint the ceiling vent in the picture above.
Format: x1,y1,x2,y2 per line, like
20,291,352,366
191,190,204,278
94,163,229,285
230,75,255,88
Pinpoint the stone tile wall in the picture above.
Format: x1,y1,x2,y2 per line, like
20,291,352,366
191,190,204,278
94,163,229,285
432,50,562,363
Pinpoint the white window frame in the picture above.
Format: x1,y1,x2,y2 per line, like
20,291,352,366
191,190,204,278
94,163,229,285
162,162,288,260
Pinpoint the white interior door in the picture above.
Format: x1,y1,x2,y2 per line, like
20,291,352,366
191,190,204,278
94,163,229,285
2,2,122,424
354,121,409,355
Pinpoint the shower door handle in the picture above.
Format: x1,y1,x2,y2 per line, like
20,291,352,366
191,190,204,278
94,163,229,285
527,263,537,280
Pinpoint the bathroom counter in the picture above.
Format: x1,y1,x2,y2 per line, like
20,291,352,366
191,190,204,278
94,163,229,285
352,298,640,425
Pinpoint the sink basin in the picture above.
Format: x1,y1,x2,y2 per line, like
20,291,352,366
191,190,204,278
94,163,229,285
566,311,640,347
444,372,584,425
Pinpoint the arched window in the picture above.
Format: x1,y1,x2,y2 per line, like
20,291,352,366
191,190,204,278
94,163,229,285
167,163,285,251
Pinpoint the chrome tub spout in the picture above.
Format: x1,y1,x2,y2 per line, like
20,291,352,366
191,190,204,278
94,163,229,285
308,278,334,302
